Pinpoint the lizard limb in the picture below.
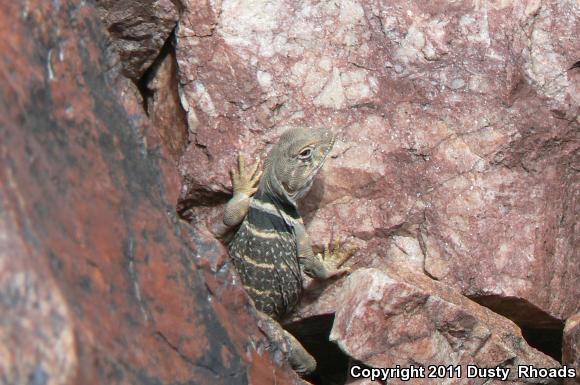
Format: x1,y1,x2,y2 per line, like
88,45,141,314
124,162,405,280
224,155,261,227
295,224,354,279
212,155,261,239
256,311,316,375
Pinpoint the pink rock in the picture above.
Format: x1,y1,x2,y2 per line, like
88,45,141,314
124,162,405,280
99,0,179,78
175,0,579,331
0,0,303,383
563,314,580,385
331,268,560,385
146,49,189,160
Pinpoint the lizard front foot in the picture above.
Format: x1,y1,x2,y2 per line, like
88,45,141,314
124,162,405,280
316,239,356,278
230,154,262,196
217,154,262,232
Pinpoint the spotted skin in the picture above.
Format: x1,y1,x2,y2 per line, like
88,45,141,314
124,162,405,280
228,191,302,319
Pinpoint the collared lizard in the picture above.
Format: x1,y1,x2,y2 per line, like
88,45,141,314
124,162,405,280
213,127,353,375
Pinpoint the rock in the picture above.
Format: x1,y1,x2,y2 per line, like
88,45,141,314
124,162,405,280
0,0,302,384
98,0,180,79
175,0,579,331
145,47,190,161
331,268,561,385
563,314,580,385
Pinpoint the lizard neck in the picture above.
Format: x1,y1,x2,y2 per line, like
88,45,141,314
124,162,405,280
258,167,299,211
254,186,300,220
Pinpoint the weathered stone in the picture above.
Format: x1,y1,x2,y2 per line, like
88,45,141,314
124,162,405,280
563,314,580,385
98,0,180,79
175,0,579,332
331,268,560,385
0,0,302,384
145,47,190,160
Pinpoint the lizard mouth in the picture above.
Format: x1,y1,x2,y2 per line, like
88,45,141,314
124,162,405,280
312,133,336,173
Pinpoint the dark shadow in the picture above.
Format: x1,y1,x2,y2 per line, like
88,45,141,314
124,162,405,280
568,61,580,70
134,29,175,115
472,295,564,362
284,314,350,385
521,327,563,363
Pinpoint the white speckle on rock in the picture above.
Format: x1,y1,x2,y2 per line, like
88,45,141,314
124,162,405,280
47,49,55,81
256,70,272,88
342,69,375,103
318,57,333,72
220,0,288,58
338,0,364,25
193,81,217,117
314,67,345,109
302,60,331,97
450,78,466,90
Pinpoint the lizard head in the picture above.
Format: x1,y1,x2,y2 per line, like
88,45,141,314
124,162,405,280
263,127,335,204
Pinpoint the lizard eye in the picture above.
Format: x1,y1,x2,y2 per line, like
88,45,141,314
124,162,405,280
298,148,312,160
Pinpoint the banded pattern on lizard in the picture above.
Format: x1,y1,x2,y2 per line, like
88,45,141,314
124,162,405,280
227,189,303,319
214,127,352,375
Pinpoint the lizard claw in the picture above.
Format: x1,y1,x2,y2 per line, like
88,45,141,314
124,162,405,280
230,154,262,196
319,239,356,277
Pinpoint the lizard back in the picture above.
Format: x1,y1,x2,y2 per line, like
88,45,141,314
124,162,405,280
227,190,303,319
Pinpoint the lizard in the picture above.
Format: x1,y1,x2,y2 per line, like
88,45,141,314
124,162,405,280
213,127,353,376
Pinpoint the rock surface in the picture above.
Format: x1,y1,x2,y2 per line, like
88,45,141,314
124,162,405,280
145,47,190,160
4,0,577,384
0,0,302,384
332,268,560,385
175,0,579,331
563,314,580,385
98,0,179,79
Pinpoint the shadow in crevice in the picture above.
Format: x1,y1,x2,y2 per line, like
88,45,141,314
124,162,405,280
284,314,350,385
472,295,564,362
133,30,174,115
521,327,563,363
